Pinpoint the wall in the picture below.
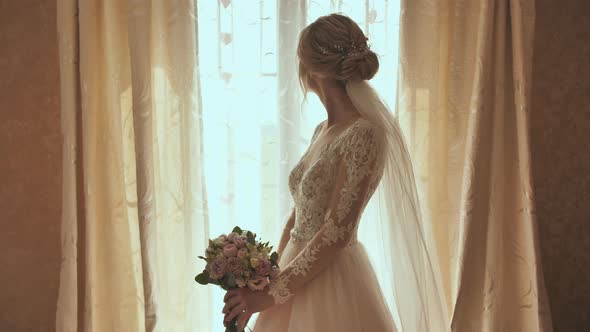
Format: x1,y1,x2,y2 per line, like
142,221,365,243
0,0,62,331
531,1,590,331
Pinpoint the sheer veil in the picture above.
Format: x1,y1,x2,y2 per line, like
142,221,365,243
346,80,451,332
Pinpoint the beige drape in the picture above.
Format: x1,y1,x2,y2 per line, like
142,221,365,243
398,0,552,330
55,1,209,331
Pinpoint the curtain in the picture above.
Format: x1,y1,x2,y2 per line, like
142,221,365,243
397,0,553,330
56,0,209,331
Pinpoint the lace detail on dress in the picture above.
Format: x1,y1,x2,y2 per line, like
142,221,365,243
267,274,292,304
321,215,351,245
268,119,384,305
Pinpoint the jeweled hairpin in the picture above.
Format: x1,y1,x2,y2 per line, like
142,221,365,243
318,37,371,58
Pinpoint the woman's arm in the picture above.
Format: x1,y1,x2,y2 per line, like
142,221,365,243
276,122,323,257
277,208,296,257
267,124,383,304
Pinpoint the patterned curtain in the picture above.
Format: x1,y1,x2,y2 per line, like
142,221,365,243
397,0,553,330
56,0,208,331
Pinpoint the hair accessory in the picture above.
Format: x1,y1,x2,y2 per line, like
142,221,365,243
318,37,371,58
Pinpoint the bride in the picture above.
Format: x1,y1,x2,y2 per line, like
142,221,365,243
222,14,450,332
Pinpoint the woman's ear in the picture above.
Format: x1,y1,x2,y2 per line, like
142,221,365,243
307,73,319,92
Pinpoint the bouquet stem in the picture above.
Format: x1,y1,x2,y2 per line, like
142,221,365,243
225,317,253,332
225,317,238,332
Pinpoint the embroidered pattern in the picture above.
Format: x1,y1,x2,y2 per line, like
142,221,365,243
268,119,384,305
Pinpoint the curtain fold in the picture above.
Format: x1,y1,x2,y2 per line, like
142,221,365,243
398,0,552,330
56,0,84,330
126,1,159,329
277,0,307,223
56,0,209,331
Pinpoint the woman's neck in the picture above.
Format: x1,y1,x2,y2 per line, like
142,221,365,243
315,79,360,127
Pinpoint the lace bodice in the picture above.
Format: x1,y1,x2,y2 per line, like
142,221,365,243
268,117,386,304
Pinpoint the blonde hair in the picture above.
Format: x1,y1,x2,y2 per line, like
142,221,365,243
297,14,379,93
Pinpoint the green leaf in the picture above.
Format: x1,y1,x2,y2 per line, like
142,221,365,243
232,226,242,234
195,272,209,285
225,274,236,288
247,231,255,245
197,255,207,261
271,252,279,262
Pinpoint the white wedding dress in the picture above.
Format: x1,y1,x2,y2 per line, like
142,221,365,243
253,117,397,332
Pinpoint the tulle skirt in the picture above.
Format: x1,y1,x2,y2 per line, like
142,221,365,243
252,238,397,332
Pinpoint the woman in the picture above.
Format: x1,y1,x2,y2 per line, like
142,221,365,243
223,14,449,332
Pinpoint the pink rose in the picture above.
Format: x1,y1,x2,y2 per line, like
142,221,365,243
233,235,248,248
227,232,248,247
206,258,227,280
247,276,269,291
227,232,240,243
223,244,238,257
255,259,272,276
226,257,243,276
237,247,248,259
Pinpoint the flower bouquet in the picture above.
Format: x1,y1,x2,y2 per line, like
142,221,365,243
195,226,280,332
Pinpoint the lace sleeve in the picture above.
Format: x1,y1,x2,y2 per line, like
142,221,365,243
277,208,296,256
268,123,384,304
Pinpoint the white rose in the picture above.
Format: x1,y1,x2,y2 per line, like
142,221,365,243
250,258,259,268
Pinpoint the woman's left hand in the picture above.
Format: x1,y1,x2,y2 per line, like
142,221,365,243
223,288,275,331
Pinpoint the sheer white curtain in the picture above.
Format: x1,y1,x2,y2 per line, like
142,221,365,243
195,1,402,330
